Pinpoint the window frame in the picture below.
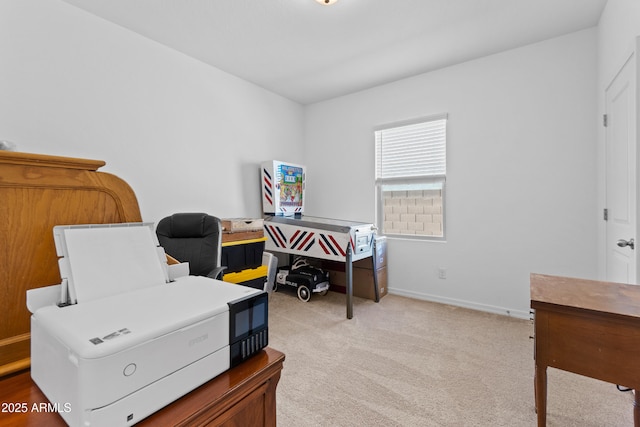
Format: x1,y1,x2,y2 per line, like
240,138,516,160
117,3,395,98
374,114,448,241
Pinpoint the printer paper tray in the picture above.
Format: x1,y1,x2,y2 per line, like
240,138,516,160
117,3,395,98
84,346,229,427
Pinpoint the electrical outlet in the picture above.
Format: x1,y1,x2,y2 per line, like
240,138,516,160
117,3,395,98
438,268,447,279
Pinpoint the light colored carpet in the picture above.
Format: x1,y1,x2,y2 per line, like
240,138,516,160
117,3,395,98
268,290,635,427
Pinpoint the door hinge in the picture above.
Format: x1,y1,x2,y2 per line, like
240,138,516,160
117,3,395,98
603,114,608,127
604,208,608,221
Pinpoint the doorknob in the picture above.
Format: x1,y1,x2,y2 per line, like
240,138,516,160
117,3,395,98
617,238,635,250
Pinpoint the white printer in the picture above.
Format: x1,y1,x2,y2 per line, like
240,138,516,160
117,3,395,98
27,223,268,427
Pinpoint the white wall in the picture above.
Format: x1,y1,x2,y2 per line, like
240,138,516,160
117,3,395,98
596,0,640,280
0,0,304,224
304,29,598,318
1,0,603,318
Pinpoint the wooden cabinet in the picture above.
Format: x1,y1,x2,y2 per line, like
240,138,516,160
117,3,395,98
0,348,284,427
138,347,284,427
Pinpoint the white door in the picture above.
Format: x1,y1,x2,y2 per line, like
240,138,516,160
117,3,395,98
605,51,637,284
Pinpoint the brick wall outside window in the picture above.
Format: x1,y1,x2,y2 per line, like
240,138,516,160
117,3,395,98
382,189,443,237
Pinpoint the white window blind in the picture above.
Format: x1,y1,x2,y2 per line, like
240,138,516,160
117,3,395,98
375,118,447,180
374,115,447,240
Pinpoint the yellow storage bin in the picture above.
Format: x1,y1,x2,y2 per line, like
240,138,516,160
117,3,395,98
221,237,267,273
223,265,268,290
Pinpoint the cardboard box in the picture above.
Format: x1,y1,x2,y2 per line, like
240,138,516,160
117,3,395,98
221,218,264,244
322,236,387,300
327,266,388,300
354,236,386,269
221,218,264,232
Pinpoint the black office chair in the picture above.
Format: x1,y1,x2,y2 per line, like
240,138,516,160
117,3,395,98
156,213,226,280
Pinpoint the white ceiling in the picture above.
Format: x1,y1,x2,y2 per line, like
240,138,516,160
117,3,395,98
61,0,607,105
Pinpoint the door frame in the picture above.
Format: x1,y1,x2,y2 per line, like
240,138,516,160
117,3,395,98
603,37,640,284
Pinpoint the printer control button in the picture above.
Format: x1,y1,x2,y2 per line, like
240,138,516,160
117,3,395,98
123,363,137,377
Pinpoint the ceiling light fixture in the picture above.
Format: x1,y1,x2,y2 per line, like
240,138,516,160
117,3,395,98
315,0,338,5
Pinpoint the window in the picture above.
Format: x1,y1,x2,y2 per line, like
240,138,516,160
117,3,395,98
375,115,447,239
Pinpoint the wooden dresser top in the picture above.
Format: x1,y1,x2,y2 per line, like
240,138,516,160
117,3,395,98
531,273,640,319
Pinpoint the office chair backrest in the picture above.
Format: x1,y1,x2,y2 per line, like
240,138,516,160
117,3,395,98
156,213,222,278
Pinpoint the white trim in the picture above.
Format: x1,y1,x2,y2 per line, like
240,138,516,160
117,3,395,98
373,113,449,133
388,288,531,320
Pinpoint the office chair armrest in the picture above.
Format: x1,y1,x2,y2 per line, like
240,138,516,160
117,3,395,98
207,266,227,281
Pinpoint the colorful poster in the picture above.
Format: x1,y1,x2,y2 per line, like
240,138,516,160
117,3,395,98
279,165,304,208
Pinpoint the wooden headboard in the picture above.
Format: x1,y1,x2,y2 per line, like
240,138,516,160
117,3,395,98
0,151,142,377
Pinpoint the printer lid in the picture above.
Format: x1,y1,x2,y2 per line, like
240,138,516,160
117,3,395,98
53,223,169,305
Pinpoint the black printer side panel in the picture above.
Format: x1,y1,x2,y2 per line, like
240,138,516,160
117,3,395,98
228,292,268,367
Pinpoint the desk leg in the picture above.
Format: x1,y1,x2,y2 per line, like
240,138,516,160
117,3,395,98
372,239,380,303
535,364,547,426
346,244,353,319
634,390,640,427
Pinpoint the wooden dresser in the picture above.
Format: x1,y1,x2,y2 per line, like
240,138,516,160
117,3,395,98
0,151,285,426
0,347,284,426
531,273,640,426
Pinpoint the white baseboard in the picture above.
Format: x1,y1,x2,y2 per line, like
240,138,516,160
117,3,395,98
387,288,531,320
